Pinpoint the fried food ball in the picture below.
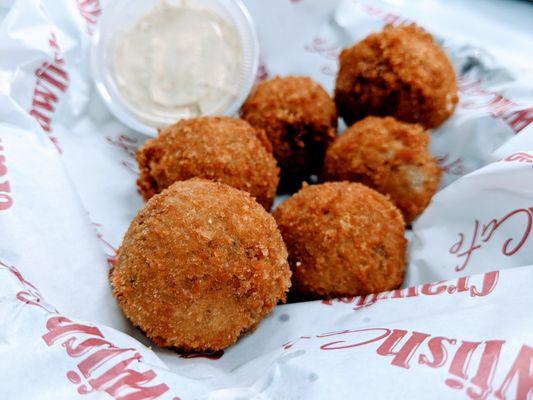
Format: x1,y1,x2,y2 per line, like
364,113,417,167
136,116,279,210
273,182,406,299
335,24,458,128
111,179,291,351
241,76,337,190
323,116,441,224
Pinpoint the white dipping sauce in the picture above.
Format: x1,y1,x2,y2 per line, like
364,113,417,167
114,1,243,123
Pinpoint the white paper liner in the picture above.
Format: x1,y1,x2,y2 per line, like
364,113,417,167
0,0,532,398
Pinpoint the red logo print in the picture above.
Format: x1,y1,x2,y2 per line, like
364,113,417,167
0,138,13,211
355,1,415,26
458,76,533,134
437,154,465,176
76,0,101,35
28,33,69,152
504,152,533,164
450,208,532,272
91,219,118,267
0,260,57,313
285,327,532,400
106,134,139,175
304,37,340,76
323,271,499,310
1,262,176,399
42,317,172,400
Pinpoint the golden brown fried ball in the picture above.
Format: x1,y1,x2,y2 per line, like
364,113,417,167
241,76,337,190
111,179,291,351
323,116,441,224
273,182,406,299
136,116,279,210
335,24,458,128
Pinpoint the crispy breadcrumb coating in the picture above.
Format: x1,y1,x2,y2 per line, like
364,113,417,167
323,116,441,223
136,116,279,210
273,182,406,299
335,24,458,128
241,76,337,190
111,179,291,351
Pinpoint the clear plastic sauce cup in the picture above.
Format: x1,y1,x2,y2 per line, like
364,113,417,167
91,0,259,136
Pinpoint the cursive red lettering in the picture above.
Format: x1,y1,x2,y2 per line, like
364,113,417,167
482,208,532,256
319,328,391,350
455,221,482,271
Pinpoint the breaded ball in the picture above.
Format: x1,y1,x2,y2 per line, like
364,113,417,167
136,116,279,210
241,76,337,190
335,24,458,128
111,179,291,351
273,182,406,299
323,116,441,224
